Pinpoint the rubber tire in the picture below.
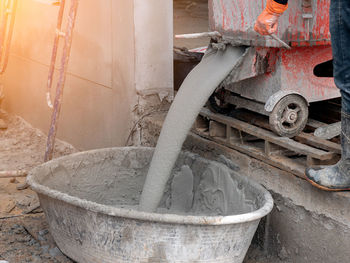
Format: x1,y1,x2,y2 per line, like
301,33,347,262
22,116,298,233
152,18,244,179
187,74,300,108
206,91,234,115
269,95,309,138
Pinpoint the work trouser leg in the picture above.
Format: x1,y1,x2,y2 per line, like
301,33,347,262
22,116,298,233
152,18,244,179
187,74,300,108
330,0,350,113
305,0,350,191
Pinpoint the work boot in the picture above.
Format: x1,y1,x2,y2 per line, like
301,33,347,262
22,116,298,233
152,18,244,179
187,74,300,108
306,111,350,191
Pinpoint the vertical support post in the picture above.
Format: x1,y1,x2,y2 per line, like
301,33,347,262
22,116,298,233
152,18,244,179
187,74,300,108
133,0,174,100
46,0,66,108
265,141,272,156
226,125,231,142
0,0,17,74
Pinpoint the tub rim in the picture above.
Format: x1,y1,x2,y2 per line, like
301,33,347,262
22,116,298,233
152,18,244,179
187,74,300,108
27,147,274,226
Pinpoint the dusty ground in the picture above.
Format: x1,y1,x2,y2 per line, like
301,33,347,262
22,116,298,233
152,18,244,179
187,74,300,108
174,0,210,49
0,111,76,172
0,110,76,262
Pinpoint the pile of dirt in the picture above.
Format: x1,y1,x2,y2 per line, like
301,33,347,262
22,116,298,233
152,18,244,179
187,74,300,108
0,110,76,172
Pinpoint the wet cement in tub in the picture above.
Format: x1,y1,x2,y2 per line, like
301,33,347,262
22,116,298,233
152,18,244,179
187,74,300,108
39,150,257,217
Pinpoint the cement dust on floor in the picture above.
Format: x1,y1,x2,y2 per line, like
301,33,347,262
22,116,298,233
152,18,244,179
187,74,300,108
0,110,76,262
244,246,290,263
0,214,73,263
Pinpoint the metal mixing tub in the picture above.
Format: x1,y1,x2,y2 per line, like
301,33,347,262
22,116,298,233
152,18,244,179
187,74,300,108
27,147,273,263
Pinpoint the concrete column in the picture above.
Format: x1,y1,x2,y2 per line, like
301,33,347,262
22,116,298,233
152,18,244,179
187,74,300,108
134,0,174,101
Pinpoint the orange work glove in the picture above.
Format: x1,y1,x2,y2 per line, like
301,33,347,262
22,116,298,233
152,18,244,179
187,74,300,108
254,0,288,35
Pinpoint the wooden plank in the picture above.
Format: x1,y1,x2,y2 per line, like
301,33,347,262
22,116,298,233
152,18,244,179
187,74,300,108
226,125,231,143
209,121,226,137
265,141,272,156
0,170,27,178
194,130,306,179
200,108,335,160
296,132,341,154
307,119,327,129
233,110,341,154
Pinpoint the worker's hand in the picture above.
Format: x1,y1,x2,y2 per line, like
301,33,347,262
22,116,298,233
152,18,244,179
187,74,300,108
254,11,279,35
254,0,288,36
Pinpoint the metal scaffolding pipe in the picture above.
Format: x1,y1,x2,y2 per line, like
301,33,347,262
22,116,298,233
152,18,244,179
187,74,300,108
0,0,17,74
46,0,66,109
175,31,221,39
44,0,79,162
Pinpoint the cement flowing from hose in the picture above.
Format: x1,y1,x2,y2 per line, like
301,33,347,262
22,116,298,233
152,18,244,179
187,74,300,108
139,45,247,212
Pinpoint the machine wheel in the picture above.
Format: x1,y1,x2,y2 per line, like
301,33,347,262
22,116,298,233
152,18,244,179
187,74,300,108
206,88,233,114
269,95,308,138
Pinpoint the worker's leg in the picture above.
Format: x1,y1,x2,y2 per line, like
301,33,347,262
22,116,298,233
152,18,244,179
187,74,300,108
305,0,350,190
331,0,350,113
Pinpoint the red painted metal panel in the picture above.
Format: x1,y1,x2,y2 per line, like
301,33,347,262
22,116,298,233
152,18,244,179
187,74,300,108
280,46,338,102
209,0,331,47
226,46,338,104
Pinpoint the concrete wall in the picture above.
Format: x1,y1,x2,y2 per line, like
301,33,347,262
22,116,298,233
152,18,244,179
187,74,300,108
1,0,173,150
134,0,174,100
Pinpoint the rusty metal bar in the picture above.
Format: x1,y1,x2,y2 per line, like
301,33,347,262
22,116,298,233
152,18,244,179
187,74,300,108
0,0,17,74
44,0,79,162
269,34,291,50
46,0,66,108
175,31,221,39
